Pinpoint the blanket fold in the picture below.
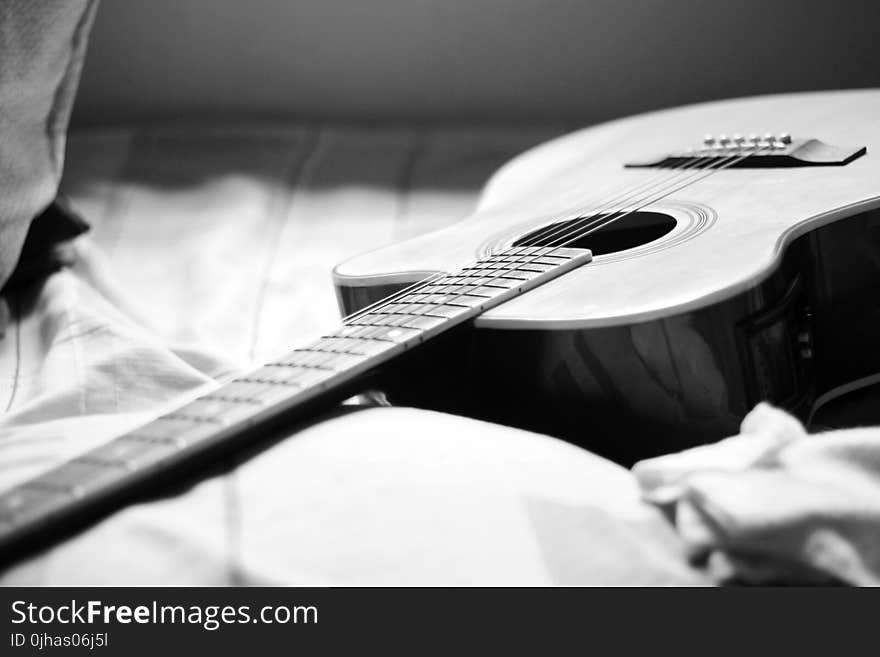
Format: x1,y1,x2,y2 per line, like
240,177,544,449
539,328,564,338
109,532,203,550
634,403,880,585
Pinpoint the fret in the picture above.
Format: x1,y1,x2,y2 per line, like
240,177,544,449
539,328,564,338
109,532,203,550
340,318,397,330
470,261,550,273
203,379,290,405
504,263,549,273
420,284,496,297
298,345,357,357
484,249,580,267
334,324,377,338
486,255,569,267
201,394,266,405
487,250,570,261
311,341,378,357
273,356,336,371
425,279,510,298
366,326,419,340
349,314,447,331
301,343,367,357
317,335,400,355
373,303,470,319
128,416,212,444
168,397,257,425
476,256,556,267
333,325,420,342
262,363,334,386
443,273,524,285
234,374,303,387
457,267,532,280
495,246,574,259
277,350,335,369
240,365,308,387
80,435,182,470
396,293,480,306
27,459,130,497
289,349,366,370
368,305,450,319
0,486,65,524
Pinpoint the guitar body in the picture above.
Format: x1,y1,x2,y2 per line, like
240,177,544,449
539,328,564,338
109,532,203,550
334,90,880,462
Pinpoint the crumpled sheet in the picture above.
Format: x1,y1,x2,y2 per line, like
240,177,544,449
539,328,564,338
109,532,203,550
0,263,701,586
635,404,880,585
0,124,706,585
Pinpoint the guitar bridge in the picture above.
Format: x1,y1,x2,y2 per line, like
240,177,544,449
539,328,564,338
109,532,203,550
625,134,866,169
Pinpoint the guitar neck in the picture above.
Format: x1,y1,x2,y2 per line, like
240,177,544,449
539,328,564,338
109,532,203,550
0,246,591,560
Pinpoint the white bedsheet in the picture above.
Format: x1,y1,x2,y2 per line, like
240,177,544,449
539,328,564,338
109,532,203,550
0,124,703,585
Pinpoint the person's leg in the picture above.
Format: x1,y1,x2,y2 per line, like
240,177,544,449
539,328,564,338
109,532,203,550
1,406,707,586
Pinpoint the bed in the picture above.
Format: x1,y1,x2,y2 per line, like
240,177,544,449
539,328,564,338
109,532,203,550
0,124,705,585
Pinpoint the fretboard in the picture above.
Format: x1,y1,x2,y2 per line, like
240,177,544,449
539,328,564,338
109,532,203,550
0,246,590,560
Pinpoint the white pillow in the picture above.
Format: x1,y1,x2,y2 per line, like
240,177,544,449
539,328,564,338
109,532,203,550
0,1,99,289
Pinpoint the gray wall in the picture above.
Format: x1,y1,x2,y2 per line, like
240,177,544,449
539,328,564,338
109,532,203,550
72,0,879,126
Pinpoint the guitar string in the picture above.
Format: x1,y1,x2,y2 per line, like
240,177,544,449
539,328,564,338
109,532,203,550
342,137,763,324
296,151,724,362
0,149,767,500
278,138,774,379
479,151,724,259
332,169,704,331
450,141,772,299
301,145,758,364
0,155,728,544
0,139,798,546
336,149,719,327
310,144,762,356
526,144,765,254
347,140,751,317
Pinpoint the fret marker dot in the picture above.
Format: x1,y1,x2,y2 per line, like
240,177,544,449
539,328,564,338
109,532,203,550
387,329,403,339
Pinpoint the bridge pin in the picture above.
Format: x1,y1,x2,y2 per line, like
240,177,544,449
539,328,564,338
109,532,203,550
768,133,787,149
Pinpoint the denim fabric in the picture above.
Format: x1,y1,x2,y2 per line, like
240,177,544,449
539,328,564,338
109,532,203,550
0,1,98,288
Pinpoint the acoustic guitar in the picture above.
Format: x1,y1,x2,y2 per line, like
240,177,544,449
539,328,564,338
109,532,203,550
1,89,878,562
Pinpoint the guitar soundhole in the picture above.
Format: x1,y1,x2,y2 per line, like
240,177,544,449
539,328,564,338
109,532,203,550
513,211,676,256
